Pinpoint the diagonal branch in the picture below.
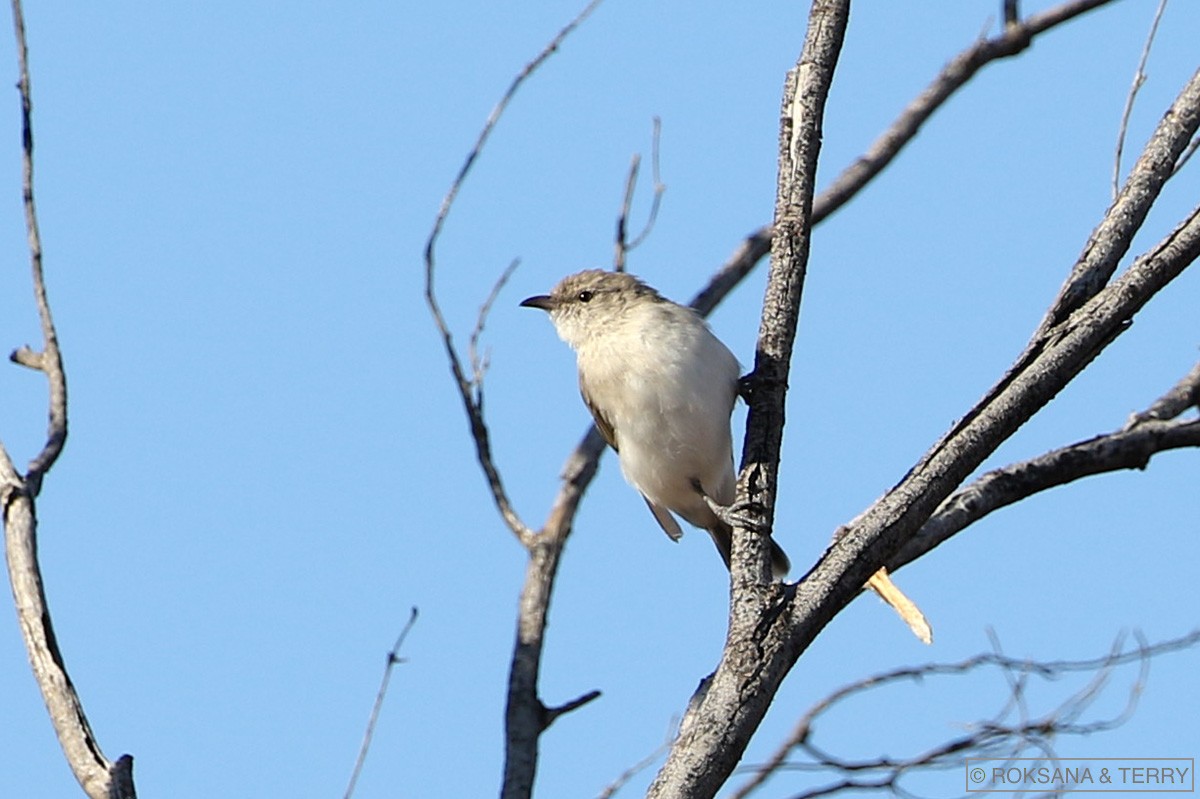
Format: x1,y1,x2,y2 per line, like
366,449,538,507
342,607,420,799
890,360,1200,572
833,197,1200,632
710,0,1123,332
813,0,1118,227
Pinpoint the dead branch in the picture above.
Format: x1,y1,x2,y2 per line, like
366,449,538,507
614,117,665,272
2,2,136,797
594,718,677,799
813,0,1119,227
424,1,1196,797
1029,70,1200,347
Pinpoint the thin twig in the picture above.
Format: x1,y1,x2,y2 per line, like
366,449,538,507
343,607,420,799
468,260,521,391
697,0,1121,303
626,117,665,252
613,117,665,272
1112,0,1168,201
1124,359,1200,428
613,153,640,272
1173,134,1200,175
594,717,678,799
423,0,605,273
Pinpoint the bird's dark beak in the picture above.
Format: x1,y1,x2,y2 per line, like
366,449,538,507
520,294,555,311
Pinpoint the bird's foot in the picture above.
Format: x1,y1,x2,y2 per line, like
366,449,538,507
695,481,770,534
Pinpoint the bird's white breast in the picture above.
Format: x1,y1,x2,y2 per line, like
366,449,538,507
575,301,740,527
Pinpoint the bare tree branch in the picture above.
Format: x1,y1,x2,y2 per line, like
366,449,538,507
613,118,665,273
1173,133,1200,175
646,14,1200,799
1029,69,1200,345
7,0,65,494
468,260,521,393
615,116,665,268
425,2,1195,798
2,2,136,797
892,360,1200,572
1123,359,1200,427
595,718,677,799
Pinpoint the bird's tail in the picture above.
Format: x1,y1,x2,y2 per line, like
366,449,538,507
707,524,791,580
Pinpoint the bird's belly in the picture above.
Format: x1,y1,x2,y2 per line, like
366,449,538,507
615,412,734,528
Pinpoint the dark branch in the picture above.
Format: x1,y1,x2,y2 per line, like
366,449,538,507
542,689,602,729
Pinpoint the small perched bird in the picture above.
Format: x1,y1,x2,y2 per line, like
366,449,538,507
521,269,791,578
523,269,932,642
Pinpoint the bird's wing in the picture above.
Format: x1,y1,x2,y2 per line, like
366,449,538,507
642,496,684,541
578,377,682,541
581,388,619,451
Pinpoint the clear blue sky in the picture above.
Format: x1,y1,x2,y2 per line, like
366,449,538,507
2,2,1197,797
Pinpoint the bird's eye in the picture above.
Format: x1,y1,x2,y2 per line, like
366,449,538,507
577,290,594,303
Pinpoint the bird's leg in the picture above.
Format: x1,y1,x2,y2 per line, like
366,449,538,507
736,370,766,403
692,478,770,534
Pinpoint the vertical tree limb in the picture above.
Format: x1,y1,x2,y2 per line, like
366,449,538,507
644,5,853,798
3,2,136,797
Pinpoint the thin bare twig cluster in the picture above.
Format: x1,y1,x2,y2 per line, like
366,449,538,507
729,630,1200,799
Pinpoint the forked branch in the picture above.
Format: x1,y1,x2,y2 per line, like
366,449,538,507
891,360,1200,571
